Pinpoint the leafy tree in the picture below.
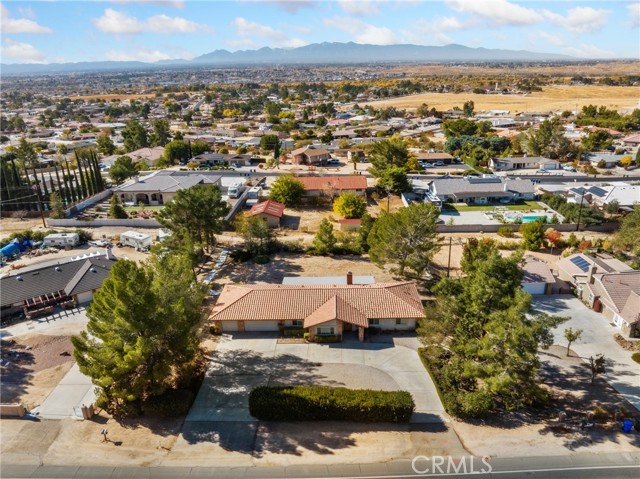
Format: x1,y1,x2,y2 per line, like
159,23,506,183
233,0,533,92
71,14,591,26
613,205,640,255
96,132,116,155
443,119,478,138
519,218,546,251
368,137,410,174
190,140,210,157
333,192,367,219
416,103,430,118
368,203,440,279
239,215,275,256
376,166,411,195
268,175,305,207
108,194,128,219
463,100,475,117
635,148,640,166
581,130,613,152
157,184,230,252
564,327,583,356
260,134,280,151
313,218,337,254
545,229,562,253
358,212,375,252
49,191,66,219
524,118,570,159
15,137,37,167
122,120,148,152
150,119,171,147
320,130,334,144
164,140,190,165
72,256,205,415
109,156,137,185
419,240,567,416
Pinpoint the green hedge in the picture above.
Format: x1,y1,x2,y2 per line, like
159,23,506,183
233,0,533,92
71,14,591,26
142,389,195,417
249,386,414,422
310,334,341,343
283,327,305,338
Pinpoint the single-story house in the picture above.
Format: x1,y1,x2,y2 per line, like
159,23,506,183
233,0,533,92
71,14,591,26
209,278,424,341
414,152,455,164
190,153,252,166
297,175,368,197
427,176,535,205
247,200,285,228
556,253,632,284
585,153,626,168
290,146,331,165
521,257,556,295
622,134,640,147
0,251,115,319
282,272,374,285
114,170,222,206
489,156,559,171
568,185,640,211
102,146,164,167
585,270,640,336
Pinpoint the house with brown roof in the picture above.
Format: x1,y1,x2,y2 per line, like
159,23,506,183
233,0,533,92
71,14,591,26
247,200,285,228
297,175,367,197
209,276,424,341
290,145,331,165
521,257,556,295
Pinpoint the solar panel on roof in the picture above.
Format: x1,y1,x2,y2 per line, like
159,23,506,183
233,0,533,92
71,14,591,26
588,186,607,198
570,256,590,272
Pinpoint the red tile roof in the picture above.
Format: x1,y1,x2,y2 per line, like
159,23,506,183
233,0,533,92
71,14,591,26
210,282,424,325
297,175,367,192
249,200,285,218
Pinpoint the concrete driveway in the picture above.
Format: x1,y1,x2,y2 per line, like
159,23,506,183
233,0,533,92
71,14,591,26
533,295,640,411
186,333,444,425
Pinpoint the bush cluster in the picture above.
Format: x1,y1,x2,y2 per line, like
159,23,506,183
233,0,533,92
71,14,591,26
283,327,305,338
249,386,415,422
0,228,92,248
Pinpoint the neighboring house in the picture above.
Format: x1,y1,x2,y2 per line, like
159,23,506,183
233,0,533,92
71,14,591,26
290,145,331,165
101,146,165,168
622,134,640,147
209,278,424,341
427,176,535,205
414,152,455,164
489,156,559,171
556,253,638,335
282,272,374,285
114,170,222,206
338,218,361,231
521,257,556,295
0,251,115,319
568,184,640,211
297,175,368,197
190,153,252,166
247,200,285,228
585,153,626,168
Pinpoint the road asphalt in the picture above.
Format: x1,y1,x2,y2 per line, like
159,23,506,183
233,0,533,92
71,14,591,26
1,452,639,478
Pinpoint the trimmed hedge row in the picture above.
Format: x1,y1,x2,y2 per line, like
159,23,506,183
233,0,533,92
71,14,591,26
249,386,415,423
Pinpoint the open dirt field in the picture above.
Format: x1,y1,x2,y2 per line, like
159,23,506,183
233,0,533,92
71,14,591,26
366,85,640,113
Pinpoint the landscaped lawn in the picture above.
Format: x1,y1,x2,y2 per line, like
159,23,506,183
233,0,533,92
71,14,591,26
443,201,543,212
124,205,165,211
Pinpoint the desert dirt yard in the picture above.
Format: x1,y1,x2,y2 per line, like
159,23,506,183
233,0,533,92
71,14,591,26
366,85,640,114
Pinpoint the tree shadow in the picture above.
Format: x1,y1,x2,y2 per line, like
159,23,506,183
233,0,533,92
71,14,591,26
280,214,301,230
0,338,37,404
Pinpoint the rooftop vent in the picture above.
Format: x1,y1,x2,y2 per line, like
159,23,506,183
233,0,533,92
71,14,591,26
16,276,23,281
90,267,97,273
55,266,61,271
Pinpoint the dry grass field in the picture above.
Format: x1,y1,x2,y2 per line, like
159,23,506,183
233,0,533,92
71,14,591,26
366,85,640,114
67,93,161,101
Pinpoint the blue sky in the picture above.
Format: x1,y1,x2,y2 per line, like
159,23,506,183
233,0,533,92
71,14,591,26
1,1,638,64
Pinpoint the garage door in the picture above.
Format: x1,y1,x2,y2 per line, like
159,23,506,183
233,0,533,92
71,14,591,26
221,321,239,332
523,283,546,295
245,321,279,332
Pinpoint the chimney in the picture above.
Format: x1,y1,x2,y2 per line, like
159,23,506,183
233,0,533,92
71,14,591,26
588,265,597,284
346,271,353,285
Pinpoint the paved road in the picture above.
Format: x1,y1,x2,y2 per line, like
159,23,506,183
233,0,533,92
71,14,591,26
533,295,640,411
2,452,639,478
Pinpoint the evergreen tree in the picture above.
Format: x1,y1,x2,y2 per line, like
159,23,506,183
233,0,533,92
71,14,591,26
109,194,128,219
49,191,66,219
313,218,337,254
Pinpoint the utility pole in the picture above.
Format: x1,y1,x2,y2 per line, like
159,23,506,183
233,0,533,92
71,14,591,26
447,237,453,277
576,192,585,232
32,180,47,228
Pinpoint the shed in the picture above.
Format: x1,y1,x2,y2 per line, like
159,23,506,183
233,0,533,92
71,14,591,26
120,231,152,250
248,200,285,228
43,233,80,248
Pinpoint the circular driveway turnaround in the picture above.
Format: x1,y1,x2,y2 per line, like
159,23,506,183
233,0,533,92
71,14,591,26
186,333,445,424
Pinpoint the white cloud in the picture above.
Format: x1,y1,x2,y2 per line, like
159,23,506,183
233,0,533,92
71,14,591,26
231,17,306,48
629,3,640,28
105,49,173,62
0,5,53,34
402,15,475,45
563,43,615,59
16,7,35,19
338,0,380,16
536,30,564,47
446,0,543,26
1,37,47,63
543,7,610,34
111,0,185,8
323,16,398,45
93,8,211,34
263,1,317,13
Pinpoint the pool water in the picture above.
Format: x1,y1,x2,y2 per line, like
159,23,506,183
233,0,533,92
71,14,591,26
521,215,547,223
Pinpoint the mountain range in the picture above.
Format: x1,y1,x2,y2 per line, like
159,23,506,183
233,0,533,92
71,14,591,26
1,42,575,75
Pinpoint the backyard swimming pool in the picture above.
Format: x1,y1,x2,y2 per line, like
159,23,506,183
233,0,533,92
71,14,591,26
522,215,548,223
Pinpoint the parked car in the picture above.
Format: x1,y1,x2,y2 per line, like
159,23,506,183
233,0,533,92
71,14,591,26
327,159,340,165
562,165,576,172
434,161,445,166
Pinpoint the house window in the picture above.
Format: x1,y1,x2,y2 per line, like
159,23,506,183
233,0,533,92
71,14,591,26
317,326,335,336
292,320,303,327
370,319,380,326
396,318,403,325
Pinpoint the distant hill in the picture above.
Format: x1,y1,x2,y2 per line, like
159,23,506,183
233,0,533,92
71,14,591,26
2,42,575,75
